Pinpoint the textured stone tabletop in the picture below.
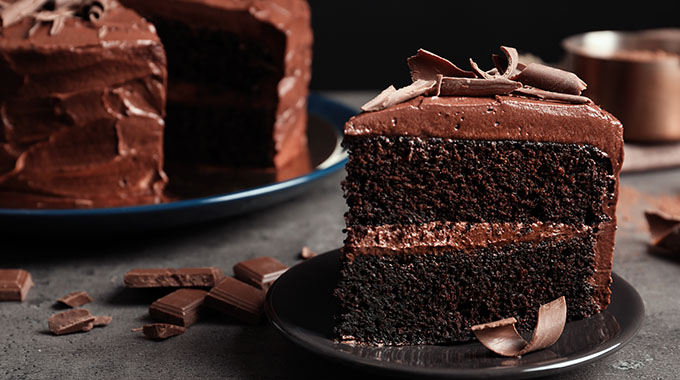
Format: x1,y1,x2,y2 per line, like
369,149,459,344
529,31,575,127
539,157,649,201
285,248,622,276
1,92,679,380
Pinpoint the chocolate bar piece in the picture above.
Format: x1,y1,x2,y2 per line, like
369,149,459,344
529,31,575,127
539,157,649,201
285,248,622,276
204,276,266,325
57,291,94,308
135,323,187,340
0,269,34,301
49,309,96,335
124,267,224,288
233,257,288,290
93,315,113,327
148,289,207,327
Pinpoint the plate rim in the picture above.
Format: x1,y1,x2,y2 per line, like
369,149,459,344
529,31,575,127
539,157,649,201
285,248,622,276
265,248,645,380
0,93,354,217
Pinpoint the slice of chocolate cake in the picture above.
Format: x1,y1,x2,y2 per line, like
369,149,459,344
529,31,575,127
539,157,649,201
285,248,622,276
120,0,313,170
334,47,624,345
0,0,168,208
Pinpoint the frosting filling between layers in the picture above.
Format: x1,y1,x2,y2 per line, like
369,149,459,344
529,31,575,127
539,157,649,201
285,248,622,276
345,221,591,253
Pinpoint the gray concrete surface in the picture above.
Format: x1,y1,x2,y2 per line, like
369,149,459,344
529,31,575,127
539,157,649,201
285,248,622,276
1,93,679,379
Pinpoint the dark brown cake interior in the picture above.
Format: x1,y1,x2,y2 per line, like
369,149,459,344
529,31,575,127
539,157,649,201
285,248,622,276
343,136,615,228
335,236,598,345
150,16,286,168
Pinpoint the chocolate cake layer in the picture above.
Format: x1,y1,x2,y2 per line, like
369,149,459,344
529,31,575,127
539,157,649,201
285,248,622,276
0,1,168,208
343,136,615,228
335,236,598,345
122,0,313,169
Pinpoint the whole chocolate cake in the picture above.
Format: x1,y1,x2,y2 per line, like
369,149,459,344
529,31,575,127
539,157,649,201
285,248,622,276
120,0,313,169
0,0,168,208
334,47,624,345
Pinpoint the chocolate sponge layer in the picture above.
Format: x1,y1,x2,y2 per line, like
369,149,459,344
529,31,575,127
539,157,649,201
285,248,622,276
343,136,615,228
335,236,598,345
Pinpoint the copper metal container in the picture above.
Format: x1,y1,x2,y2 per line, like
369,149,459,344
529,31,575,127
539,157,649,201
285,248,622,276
562,29,680,143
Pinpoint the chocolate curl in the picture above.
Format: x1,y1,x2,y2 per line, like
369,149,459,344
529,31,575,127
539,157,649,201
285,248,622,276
469,58,495,79
438,76,521,97
86,0,107,22
644,209,680,252
471,296,567,357
408,49,475,81
513,86,592,105
511,63,587,95
361,79,436,112
0,0,47,28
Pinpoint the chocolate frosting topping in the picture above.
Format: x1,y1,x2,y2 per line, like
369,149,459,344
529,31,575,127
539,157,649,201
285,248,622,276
0,0,168,208
361,47,591,112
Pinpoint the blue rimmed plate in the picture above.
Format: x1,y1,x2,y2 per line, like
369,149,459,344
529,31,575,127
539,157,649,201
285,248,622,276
0,94,356,234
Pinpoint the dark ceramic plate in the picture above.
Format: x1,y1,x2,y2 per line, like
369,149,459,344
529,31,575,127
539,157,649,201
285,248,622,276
265,249,645,380
0,94,355,234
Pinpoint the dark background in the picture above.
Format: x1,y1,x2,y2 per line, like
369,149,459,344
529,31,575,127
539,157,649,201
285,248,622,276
307,1,678,90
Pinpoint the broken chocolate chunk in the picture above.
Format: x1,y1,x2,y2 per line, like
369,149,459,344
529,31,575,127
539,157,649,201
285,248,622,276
0,269,33,301
124,267,224,288
233,257,288,290
644,209,680,252
148,288,207,327
48,309,96,336
471,296,567,357
57,291,94,308
204,276,266,325
93,315,113,327
134,323,187,340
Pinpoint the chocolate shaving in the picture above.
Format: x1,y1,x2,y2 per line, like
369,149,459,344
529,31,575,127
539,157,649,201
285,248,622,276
469,58,495,79
361,79,436,112
497,46,520,78
513,86,592,104
511,63,587,95
438,76,522,97
0,0,46,28
644,209,680,252
57,291,93,308
408,49,475,81
471,296,566,357
361,47,592,112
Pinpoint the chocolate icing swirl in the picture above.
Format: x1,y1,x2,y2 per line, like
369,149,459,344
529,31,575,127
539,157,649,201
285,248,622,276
361,47,591,112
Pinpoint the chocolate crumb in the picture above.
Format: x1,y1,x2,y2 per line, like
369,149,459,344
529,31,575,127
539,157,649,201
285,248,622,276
300,246,316,259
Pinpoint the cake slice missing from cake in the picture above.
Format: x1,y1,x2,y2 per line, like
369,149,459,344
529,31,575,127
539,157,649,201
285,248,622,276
334,47,623,345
